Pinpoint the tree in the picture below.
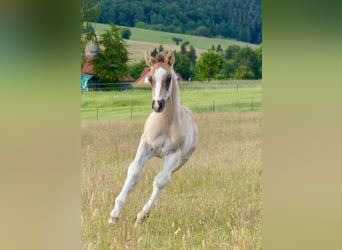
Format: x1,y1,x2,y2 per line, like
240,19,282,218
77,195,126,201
224,45,241,60
234,47,260,79
120,28,131,39
219,59,236,79
234,65,254,79
128,59,146,79
92,24,129,83
81,0,101,67
98,0,261,43
216,44,223,53
174,52,193,80
193,25,212,37
158,44,164,52
196,50,223,82
172,37,183,45
254,45,262,79
187,45,197,64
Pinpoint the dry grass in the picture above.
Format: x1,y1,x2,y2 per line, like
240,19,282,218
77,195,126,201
125,40,207,64
85,40,206,63
81,112,262,249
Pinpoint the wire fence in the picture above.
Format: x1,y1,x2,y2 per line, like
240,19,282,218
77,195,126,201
82,80,261,92
81,99,262,121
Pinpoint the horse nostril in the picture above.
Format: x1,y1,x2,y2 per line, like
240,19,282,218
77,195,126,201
152,99,165,112
158,100,165,112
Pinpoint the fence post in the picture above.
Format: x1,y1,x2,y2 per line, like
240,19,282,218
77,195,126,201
212,100,215,113
130,103,133,120
96,107,99,121
251,100,254,111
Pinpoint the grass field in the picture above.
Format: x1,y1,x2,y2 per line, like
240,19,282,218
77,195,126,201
81,112,262,249
86,23,259,63
81,80,262,121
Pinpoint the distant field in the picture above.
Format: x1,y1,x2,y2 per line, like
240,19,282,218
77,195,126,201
81,80,262,121
86,22,259,62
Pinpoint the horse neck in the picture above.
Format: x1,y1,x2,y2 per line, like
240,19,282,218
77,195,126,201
164,75,181,122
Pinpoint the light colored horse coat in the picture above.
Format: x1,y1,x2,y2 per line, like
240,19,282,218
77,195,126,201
109,51,198,226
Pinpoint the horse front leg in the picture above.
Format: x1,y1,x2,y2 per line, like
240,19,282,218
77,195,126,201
109,137,153,224
135,150,182,226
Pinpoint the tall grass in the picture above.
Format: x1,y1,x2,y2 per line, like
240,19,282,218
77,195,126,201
81,112,262,249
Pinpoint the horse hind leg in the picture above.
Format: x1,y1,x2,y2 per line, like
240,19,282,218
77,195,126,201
135,150,182,226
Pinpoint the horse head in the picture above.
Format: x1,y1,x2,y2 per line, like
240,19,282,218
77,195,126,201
145,51,176,113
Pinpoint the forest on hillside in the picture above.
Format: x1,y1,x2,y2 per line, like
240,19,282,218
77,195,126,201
95,0,261,44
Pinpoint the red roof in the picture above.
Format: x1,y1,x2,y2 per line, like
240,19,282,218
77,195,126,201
81,55,95,74
135,67,151,85
176,73,184,82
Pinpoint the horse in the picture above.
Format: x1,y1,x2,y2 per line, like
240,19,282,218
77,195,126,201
109,51,198,226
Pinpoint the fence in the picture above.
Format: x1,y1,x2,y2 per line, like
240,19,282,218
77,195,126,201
81,99,262,121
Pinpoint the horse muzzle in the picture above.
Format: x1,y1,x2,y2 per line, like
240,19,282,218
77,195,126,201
152,99,165,113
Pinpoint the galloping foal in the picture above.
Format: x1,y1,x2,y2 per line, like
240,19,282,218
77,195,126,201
109,51,198,226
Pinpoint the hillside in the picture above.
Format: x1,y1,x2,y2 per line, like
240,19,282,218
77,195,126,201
96,0,262,44
87,23,258,63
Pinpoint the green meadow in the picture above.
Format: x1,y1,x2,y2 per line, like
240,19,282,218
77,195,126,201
81,80,262,121
91,22,258,50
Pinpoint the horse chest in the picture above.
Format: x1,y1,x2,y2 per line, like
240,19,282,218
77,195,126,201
144,126,184,157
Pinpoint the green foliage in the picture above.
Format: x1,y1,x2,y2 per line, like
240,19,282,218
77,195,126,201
120,28,131,39
219,59,237,79
92,24,129,83
255,45,262,78
188,45,197,64
234,47,261,79
128,60,146,79
174,52,192,80
234,65,255,79
158,44,164,52
196,45,262,80
225,45,241,60
193,25,212,37
81,0,101,67
98,0,261,43
196,50,224,81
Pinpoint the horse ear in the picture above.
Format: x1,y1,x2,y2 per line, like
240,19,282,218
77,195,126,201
166,51,175,66
145,50,157,67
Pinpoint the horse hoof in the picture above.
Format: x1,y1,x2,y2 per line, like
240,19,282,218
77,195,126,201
134,213,149,227
108,216,119,225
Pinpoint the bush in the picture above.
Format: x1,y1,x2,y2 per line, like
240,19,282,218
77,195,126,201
120,28,131,39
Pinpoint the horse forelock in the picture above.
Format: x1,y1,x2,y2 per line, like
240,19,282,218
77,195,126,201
155,53,166,63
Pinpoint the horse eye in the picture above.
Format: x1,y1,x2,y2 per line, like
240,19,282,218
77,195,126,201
165,75,172,90
148,76,153,85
